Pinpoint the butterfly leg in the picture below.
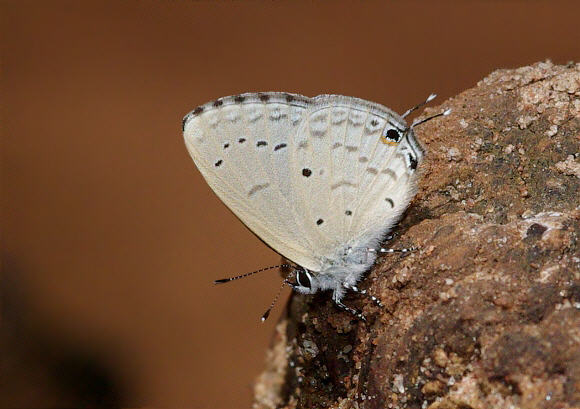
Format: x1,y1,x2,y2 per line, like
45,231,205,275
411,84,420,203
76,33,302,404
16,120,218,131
343,283,385,308
377,246,416,254
383,232,398,242
334,300,366,321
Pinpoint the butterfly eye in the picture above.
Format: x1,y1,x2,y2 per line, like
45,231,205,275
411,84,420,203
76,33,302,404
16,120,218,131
297,269,312,289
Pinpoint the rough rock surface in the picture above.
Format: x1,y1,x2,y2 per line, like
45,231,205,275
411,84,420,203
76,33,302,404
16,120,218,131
253,61,580,409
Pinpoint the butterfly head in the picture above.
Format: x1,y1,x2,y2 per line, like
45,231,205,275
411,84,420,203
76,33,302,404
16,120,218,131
292,267,317,294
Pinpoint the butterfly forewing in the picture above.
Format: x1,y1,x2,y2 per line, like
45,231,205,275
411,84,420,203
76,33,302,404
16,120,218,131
184,93,319,270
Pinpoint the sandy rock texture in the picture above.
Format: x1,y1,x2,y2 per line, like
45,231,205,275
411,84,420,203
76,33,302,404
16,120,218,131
253,61,580,409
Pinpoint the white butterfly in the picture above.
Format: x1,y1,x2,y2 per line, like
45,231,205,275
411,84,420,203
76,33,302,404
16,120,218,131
183,92,448,319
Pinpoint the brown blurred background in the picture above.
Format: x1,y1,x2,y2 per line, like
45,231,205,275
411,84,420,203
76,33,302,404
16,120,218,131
1,1,579,407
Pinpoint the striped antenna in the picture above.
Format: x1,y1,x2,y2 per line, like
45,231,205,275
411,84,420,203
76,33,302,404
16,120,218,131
261,277,295,322
411,108,452,130
214,264,290,284
402,93,437,119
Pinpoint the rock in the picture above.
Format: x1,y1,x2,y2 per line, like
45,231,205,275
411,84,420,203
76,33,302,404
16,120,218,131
253,61,580,409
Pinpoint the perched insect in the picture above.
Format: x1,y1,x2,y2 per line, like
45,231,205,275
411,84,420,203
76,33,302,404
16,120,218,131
183,92,450,320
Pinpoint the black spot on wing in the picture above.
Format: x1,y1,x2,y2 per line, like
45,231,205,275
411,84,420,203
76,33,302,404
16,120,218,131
259,93,270,102
385,129,401,142
234,95,246,103
212,100,223,108
284,93,310,105
302,168,312,177
183,107,204,131
316,218,324,226
274,143,287,151
408,153,418,170
257,141,267,147
385,198,394,208
215,159,223,167
238,138,246,143
345,210,352,216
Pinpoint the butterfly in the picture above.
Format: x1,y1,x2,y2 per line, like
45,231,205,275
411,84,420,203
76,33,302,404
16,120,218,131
183,92,449,320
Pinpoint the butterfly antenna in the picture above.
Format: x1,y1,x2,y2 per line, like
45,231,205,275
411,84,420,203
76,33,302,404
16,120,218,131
261,278,292,322
411,108,452,130
402,93,437,119
214,264,291,284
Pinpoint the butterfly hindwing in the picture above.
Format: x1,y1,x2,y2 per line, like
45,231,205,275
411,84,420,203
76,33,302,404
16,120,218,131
290,95,424,259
